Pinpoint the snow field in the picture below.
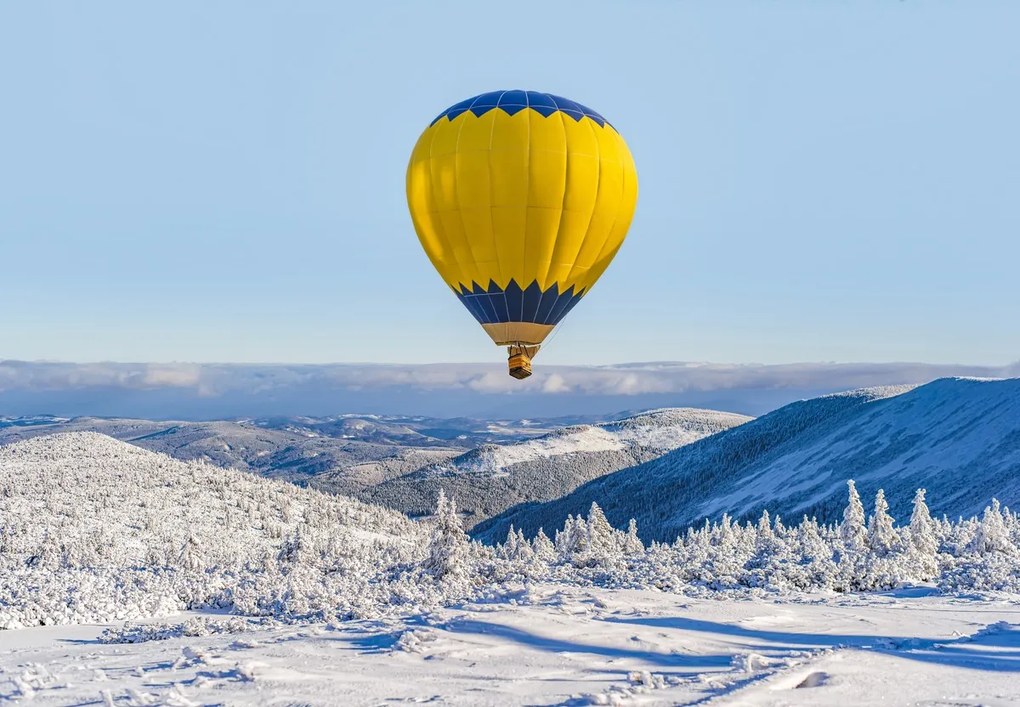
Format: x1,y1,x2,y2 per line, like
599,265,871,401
1,585,1018,706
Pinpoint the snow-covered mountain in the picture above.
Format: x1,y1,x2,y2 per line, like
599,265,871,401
0,432,426,627
0,431,421,561
0,417,464,493
0,413,619,495
368,408,750,528
474,378,1020,543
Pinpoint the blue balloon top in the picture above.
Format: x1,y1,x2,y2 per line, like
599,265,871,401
430,90,609,128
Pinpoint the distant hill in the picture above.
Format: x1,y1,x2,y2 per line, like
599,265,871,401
0,413,572,493
0,416,464,492
0,409,750,526
368,408,751,528
473,378,1020,544
0,431,418,561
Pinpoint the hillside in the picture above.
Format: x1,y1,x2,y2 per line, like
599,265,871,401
0,413,621,495
0,432,426,628
0,416,464,493
474,378,1020,543
368,408,750,528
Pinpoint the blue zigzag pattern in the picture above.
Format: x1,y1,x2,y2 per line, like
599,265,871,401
454,279,586,325
431,90,608,128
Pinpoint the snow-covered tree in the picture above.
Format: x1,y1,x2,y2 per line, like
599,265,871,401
908,489,937,553
555,515,589,562
623,519,644,556
833,480,869,590
867,489,899,556
971,500,1014,555
840,480,867,552
905,488,939,580
277,528,306,567
531,528,556,562
792,516,837,590
757,510,774,541
506,527,534,563
500,525,521,560
425,489,470,582
584,502,619,566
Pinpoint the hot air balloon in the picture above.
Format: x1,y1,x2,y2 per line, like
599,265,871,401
406,90,638,379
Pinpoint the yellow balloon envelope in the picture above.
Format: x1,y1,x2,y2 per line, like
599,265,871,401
406,90,638,378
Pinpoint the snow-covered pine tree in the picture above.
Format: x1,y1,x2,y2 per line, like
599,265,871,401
425,489,470,582
0,526,13,554
501,524,520,560
514,528,534,561
554,515,575,557
867,489,899,556
792,515,837,590
906,488,939,580
744,509,794,588
499,526,534,566
677,521,710,582
835,480,868,590
584,502,619,567
555,514,589,562
971,499,1014,555
180,534,204,572
623,519,644,556
531,528,556,562
859,489,906,589
278,527,306,568
700,514,746,589
840,480,867,552
1005,506,1020,547
757,510,774,541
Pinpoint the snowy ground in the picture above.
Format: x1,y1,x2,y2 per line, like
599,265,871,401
2,585,1019,706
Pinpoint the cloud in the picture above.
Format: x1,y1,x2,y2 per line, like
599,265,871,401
1,359,1016,420
0,361,207,392
1,360,1015,397
140,364,204,389
542,374,571,394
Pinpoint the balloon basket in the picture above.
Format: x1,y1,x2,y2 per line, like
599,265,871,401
508,350,533,379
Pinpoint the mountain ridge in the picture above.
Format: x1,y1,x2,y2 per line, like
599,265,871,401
368,408,750,527
473,378,1020,543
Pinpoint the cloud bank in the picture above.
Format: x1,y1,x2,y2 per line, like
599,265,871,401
1,360,1017,420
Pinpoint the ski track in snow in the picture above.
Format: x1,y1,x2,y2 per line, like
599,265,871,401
2,585,1019,706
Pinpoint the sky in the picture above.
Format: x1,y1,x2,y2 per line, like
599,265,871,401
1,1,1018,367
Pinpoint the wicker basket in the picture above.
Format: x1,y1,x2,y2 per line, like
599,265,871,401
508,352,533,379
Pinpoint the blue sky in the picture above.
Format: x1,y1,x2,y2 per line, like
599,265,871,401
2,1,1018,366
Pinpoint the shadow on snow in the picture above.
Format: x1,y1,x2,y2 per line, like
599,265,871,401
601,615,1020,672
445,618,735,669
